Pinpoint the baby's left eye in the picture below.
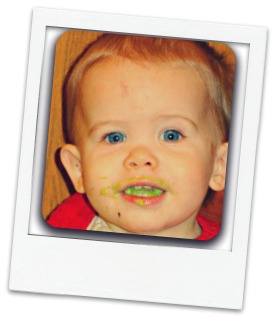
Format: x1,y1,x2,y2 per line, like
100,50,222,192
160,130,183,142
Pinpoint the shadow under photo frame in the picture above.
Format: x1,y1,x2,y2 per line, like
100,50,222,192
10,8,266,310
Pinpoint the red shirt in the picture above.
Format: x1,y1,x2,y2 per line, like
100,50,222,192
46,193,220,240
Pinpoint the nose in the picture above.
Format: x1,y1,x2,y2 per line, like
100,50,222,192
124,146,159,170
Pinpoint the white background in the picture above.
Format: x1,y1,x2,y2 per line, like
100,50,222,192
1,1,273,318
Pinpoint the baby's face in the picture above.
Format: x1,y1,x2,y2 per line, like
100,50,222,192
68,58,226,238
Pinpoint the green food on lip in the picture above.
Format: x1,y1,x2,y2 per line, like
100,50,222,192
99,177,170,199
124,186,164,197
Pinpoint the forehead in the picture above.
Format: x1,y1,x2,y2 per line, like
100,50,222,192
77,57,209,122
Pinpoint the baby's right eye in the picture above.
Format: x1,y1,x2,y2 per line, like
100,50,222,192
105,132,126,144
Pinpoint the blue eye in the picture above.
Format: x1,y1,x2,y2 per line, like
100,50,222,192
161,130,182,142
105,132,126,144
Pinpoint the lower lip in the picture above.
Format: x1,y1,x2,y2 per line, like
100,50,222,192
120,192,166,207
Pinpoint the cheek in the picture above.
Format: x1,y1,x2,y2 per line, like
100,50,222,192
81,159,113,193
168,155,213,190
81,146,128,185
82,157,125,206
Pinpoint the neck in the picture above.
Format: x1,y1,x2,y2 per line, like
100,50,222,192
105,213,201,239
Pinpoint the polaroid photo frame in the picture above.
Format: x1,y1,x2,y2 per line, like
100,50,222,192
9,8,266,310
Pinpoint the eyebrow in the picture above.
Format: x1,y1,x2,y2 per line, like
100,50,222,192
88,120,126,135
156,114,198,130
88,115,198,136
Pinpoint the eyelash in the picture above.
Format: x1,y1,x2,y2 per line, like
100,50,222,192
102,129,184,144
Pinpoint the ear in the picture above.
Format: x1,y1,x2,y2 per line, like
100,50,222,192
60,144,85,194
209,142,228,191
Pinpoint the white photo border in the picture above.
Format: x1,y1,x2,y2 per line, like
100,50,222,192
9,8,267,310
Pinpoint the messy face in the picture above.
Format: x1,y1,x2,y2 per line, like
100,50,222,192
68,58,225,238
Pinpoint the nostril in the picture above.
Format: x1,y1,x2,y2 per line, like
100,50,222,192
125,148,158,169
129,162,137,167
128,161,152,167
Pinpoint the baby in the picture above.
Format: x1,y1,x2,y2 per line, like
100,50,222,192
47,33,235,240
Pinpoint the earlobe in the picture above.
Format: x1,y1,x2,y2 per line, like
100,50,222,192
209,142,228,191
60,144,85,193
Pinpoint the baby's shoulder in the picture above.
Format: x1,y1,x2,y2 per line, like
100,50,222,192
196,215,221,240
46,193,96,230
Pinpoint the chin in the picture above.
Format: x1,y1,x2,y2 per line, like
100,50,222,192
123,220,169,235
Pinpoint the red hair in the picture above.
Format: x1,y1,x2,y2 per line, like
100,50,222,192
63,33,235,143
